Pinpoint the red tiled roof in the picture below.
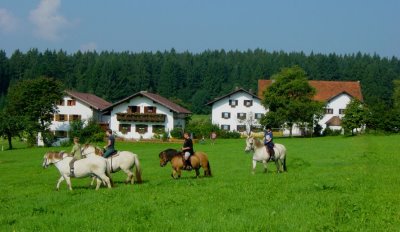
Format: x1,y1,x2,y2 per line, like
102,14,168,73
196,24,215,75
104,91,192,114
325,116,342,126
65,90,112,110
258,80,363,102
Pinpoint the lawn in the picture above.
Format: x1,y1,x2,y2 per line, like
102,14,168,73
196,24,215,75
0,135,399,231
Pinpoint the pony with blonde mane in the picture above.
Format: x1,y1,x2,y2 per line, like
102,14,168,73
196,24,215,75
244,136,287,174
42,151,112,190
81,145,142,185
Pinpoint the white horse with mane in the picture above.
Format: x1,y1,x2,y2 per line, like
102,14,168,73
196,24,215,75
244,136,287,174
42,151,112,190
81,145,142,185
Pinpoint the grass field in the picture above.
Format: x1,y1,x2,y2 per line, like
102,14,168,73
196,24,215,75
0,135,399,231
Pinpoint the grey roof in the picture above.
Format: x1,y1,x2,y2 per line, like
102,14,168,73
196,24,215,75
206,88,260,106
103,91,192,114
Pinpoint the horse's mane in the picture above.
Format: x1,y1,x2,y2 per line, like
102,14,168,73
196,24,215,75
46,151,67,159
159,148,182,159
251,137,264,148
83,144,103,156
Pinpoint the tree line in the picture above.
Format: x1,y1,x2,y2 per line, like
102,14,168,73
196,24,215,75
0,48,399,114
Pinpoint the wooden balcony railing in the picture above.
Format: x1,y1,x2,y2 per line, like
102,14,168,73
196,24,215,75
116,113,166,122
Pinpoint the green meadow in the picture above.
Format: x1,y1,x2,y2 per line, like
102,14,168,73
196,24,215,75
0,135,399,231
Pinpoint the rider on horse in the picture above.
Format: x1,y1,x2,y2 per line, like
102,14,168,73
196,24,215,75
182,132,194,170
264,126,275,160
103,129,116,158
69,137,82,177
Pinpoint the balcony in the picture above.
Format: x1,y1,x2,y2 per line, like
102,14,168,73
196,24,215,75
116,113,166,122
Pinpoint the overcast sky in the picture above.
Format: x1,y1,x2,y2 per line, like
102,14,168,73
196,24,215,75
1,0,399,57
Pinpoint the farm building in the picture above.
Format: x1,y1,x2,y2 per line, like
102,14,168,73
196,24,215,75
258,80,363,135
206,88,266,134
102,91,191,140
39,90,112,145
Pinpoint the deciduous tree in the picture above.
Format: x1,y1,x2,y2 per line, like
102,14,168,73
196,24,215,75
261,66,324,136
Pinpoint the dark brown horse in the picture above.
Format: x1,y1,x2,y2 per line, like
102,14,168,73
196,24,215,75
159,148,212,179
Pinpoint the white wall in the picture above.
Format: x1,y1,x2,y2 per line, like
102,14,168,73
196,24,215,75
319,93,352,130
211,91,266,132
50,96,95,133
109,96,176,139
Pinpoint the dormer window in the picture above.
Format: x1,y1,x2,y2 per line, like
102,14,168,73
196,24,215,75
67,100,76,106
229,100,238,107
244,100,253,107
128,106,140,113
144,106,156,114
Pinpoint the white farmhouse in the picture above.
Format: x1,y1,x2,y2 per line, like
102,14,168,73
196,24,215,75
206,88,266,133
258,80,363,135
41,90,111,145
102,91,191,140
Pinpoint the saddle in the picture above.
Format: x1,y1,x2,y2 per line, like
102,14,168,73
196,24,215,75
108,150,119,158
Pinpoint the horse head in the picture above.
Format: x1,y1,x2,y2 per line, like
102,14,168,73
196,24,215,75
42,151,64,168
159,150,169,167
245,136,255,153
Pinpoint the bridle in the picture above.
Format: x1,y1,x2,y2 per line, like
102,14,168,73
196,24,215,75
43,152,66,168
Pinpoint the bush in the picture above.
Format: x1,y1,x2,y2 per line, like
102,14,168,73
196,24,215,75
69,118,105,143
322,127,342,136
218,130,241,139
170,127,184,139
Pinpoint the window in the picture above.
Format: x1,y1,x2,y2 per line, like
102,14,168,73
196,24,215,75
325,108,333,114
144,106,156,113
119,124,131,134
69,114,81,121
55,114,67,122
67,100,76,106
237,125,246,132
255,113,263,119
57,100,65,106
54,130,67,138
153,125,165,134
244,100,253,107
221,112,231,119
339,109,345,114
136,124,148,134
221,125,230,131
229,100,238,107
128,106,140,113
237,113,246,120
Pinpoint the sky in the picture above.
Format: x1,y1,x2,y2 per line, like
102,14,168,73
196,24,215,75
0,0,399,58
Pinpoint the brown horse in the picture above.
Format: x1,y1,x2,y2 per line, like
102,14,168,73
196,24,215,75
159,148,212,179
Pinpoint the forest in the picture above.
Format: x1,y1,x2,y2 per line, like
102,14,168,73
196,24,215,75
0,48,399,114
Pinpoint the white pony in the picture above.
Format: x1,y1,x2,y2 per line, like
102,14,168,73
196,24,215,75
244,136,287,174
42,151,112,190
81,145,142,185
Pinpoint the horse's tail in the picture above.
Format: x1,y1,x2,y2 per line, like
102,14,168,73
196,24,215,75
206,160,212,177
134,154,142,184
283,155,287,172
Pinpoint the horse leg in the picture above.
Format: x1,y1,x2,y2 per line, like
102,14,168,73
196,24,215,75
171,169,177,179
95,178,102,190
122,168,134,184
252,160,257,174
56,176,64,191
275,159,281,173
195,168,200,178
98,174,112,189
262,160,268,173
90,176,96,187
64,176,73,191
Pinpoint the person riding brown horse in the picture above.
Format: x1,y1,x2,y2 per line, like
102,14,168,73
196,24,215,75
182,132,194,170
159,148,212,178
